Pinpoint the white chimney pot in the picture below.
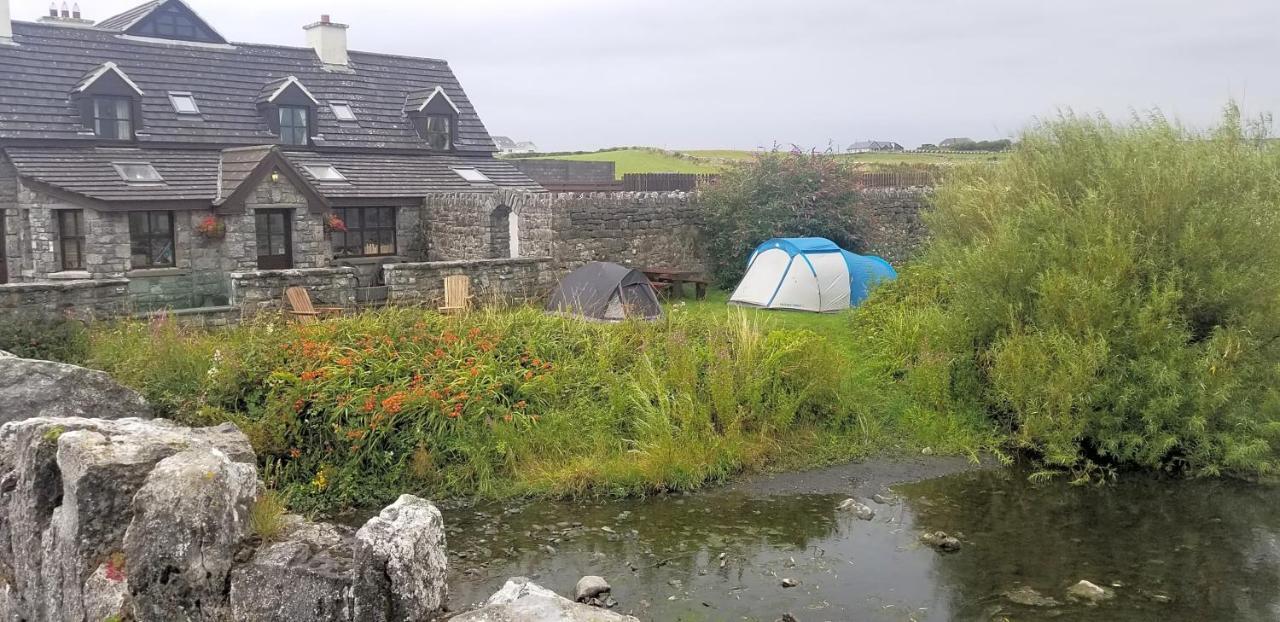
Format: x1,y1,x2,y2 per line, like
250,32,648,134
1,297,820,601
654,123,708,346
0,0,13,45
304,16,349,69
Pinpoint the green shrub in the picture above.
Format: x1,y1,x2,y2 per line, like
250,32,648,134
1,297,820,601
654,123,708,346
700,151,872,288
90,306,887,512
860,106,1280,478
0,313,89,363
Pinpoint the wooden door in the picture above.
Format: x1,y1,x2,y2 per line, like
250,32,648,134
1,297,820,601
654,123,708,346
255,209,293,270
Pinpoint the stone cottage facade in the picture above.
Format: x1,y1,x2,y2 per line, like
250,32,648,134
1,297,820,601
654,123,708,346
0,0,549,316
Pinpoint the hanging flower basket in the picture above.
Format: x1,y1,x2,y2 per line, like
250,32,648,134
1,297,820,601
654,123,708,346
325,214,348,233
195,215,226,240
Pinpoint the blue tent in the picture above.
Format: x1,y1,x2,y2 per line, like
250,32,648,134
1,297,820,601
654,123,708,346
729,237,896,312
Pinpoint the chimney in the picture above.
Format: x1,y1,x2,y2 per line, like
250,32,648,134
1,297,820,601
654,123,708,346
72,3,80,19
304,14,349,69
59,1,68,18
37,0,92,27
0,0,10,44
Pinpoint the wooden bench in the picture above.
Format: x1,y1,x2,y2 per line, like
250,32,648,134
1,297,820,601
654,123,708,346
283,287,345,324
642,269,710,300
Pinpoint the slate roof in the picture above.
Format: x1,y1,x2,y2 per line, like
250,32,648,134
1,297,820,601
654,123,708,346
0,20,498,153
4,146,220,202
95,1,163,31
2,146,540,204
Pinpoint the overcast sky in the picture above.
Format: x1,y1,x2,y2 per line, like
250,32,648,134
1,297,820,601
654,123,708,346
15,0,1280,151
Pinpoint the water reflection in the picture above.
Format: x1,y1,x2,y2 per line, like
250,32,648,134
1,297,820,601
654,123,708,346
441,466,1280,621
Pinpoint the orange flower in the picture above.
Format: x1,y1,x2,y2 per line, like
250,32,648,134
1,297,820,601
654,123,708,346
300,370,322,381
469,367,480,377
456,392,469,401
524,371,534,381
503,414,513,423
346,429,366,440
515,400,527,409
428,390,442,400
293,399,305,412
381,393,406,415
434,348,446,358
337,357,353,367
362,396,377,413
289,447,302,459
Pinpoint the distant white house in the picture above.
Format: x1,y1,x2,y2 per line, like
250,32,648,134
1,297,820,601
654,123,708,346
847,140,905,153
493,136,539,155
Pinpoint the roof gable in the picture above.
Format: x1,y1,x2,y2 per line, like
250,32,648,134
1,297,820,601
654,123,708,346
215,146,328,213
99,0,227,45
406,86,460,114
259,76,320,106
74,62,145,97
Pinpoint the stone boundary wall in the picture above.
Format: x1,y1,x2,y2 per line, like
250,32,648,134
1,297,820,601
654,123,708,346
422,190,554,262
856,187,932,264
0,279,130,319
384,258,553,307
229,267,357,314
548,191,707,274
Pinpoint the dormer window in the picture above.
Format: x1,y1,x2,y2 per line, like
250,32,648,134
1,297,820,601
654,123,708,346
424,116,452,151
73,62,144,142
279,105,310,146
405,86,459,151
93,97,134,140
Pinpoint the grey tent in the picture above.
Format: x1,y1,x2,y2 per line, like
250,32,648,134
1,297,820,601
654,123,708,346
546,262,663,322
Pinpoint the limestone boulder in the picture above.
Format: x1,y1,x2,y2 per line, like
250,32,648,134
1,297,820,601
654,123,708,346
229,518,360,622
0,356,151,422
353,494,449,620
0,417,254,621
124,448,259,622
450,577,640,622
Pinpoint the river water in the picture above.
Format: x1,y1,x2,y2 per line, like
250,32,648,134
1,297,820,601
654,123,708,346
437,458,1280,621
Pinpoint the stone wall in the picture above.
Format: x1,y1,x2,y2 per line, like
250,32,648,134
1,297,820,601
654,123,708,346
509,160,616,185
422,189,554,261
229,267,357,314
0,278,130,319
855,187,931,264
0,156,18,284
384,258,553,306
549,191,707,273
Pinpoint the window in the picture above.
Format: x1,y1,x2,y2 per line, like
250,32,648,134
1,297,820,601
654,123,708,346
332,207,397,258
113,162,164,183
329,102,357,122
128,211,175,269
93,97,133,140
424,115,452,150
452,167,490,183
168,92,200,115
129,3,223,43
279,105,310,146
57,210,85,272
304,165,347,181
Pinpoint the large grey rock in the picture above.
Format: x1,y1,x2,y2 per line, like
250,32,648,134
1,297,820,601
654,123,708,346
574,576,610,602
354,494,449,620
0,417,254,621
0,356,151,422
124,448,258,622
229,517,360,622
450,577,640,622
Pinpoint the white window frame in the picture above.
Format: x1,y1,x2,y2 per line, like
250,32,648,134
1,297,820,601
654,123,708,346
329,102,357,122
112,162,165,183
451,167,490,183
304,164,347,181
167,91,201,115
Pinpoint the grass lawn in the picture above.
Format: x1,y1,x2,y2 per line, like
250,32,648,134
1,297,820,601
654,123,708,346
520,149,723,178
517,148,1006,176
667,288,857,354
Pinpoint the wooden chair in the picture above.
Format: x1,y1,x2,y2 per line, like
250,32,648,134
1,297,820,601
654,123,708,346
284,286,345,324
438,275,472,314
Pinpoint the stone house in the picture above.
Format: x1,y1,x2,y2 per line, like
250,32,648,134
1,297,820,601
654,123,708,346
0,0,548,316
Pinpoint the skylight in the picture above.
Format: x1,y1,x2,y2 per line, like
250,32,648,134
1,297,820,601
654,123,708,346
452,167,490,183
113,162,164,183
330,102,357,122
168,92,200,115
304,165,347,181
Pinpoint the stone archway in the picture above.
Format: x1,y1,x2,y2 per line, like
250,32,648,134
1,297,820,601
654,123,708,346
489,204,518,258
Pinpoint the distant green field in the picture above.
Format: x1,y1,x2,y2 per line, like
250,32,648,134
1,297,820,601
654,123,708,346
513,147,1006,177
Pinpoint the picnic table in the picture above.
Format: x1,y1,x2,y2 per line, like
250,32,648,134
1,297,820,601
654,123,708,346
643,268,709,300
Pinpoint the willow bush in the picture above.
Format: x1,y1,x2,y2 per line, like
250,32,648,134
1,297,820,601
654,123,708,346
857,106,1280,478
